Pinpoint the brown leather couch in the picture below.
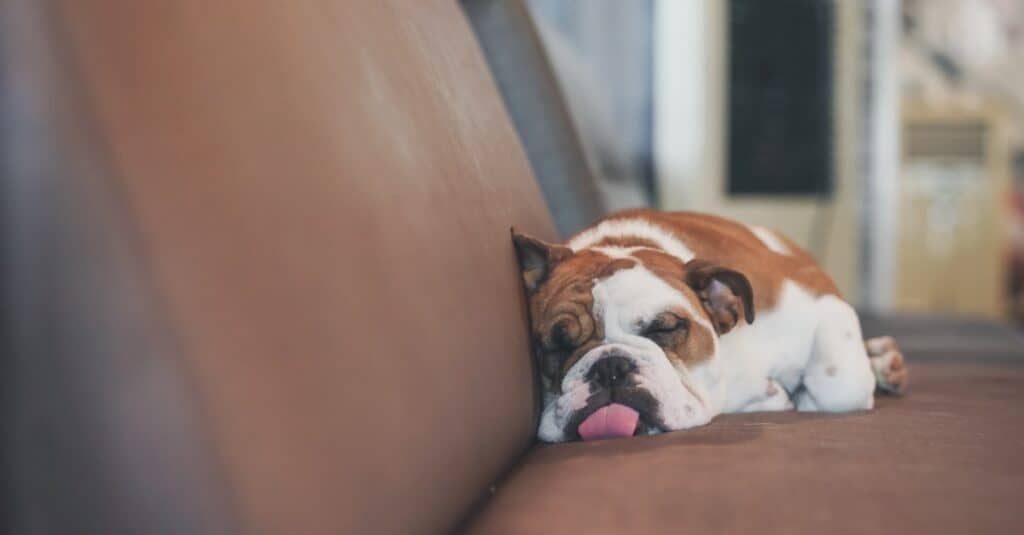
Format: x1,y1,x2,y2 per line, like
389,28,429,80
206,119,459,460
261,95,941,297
2,1,1021,533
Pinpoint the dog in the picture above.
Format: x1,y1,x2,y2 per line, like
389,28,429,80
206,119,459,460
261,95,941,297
513,209,907,442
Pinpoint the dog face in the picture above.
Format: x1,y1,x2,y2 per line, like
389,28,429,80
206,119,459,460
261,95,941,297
513,233,754,442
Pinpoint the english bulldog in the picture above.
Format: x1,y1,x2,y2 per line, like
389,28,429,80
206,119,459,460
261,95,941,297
513,209,907,442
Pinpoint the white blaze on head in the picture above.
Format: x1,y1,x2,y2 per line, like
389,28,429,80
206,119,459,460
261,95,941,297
568,218,695,262
748,225,791,256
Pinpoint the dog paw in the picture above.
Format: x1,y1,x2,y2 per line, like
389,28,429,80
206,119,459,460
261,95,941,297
865,335,895,357
866,336,908,395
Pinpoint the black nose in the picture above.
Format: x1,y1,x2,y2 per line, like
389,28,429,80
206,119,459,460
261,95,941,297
588,355,637,388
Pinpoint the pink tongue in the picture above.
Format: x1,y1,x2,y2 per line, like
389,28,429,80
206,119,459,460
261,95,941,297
577,403,640,441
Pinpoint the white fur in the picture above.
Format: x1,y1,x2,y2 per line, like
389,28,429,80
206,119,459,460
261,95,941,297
569,218,695,262
737,380,794,412
748,225,791,256
711,280,818,411
708,280,876,409
589,246,648,259
795,295,876,411
718,282,876,413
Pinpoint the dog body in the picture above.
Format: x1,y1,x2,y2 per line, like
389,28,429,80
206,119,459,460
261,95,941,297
514,210,906,442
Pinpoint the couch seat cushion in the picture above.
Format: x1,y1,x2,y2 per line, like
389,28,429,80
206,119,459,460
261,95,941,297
468,359,1024,534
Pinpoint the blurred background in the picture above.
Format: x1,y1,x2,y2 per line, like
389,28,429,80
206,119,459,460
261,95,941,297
472,0,1024,324
2,1,1023,533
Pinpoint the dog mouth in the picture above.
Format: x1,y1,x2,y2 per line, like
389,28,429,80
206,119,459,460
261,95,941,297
568,387,665,441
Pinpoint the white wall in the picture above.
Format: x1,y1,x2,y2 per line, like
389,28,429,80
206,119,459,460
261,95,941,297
654,0,870,301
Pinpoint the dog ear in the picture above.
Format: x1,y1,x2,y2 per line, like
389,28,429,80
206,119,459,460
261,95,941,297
511,230,573,293
684,259,755,334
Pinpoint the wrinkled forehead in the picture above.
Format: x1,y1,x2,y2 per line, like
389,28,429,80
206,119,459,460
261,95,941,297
533,250,705,334
532,252,632,318
591,265,703,333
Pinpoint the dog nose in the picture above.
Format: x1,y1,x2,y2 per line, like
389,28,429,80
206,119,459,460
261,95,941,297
589,355,637,388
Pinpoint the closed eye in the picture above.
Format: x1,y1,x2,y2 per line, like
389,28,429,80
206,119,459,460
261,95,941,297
642,313,690,336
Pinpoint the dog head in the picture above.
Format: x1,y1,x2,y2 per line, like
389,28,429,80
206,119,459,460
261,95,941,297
512,232,754,442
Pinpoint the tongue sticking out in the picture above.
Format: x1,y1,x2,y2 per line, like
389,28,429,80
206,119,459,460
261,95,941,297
577,403,640,441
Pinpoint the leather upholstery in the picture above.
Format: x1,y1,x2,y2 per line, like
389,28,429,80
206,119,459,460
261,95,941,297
467,324,1024,534
46,0,555,533
468,366,1024,534
2,2,230,533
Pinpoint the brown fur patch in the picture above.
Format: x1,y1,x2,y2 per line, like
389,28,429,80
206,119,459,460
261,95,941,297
574,209,841,308
591,235,661,249
675,316,716,366
528,250,637,381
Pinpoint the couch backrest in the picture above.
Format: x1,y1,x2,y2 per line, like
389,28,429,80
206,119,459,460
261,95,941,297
18,1,554,532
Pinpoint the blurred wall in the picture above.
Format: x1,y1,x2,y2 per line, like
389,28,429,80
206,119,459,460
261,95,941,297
655,0,870,301
527,0,655,212
899,0,1023,318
